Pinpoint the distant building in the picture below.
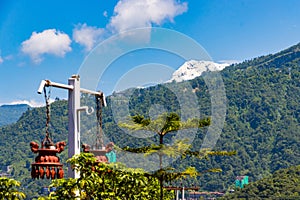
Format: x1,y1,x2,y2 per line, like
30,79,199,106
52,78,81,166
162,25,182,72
235,176,249,188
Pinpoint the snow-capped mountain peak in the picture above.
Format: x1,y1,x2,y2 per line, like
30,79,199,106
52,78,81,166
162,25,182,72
168,60,229,82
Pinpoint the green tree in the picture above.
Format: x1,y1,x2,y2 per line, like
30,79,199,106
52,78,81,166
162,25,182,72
0,177,26,199
46,153,173,200
119,112,214,199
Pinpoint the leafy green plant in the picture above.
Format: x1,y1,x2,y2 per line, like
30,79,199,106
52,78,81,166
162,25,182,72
0,177,26,199
46,153,173,200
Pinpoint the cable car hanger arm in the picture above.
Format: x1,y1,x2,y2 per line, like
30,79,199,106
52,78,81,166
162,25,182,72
37,79,106,107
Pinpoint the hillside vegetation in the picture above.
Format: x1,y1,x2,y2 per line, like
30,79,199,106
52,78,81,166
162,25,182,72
221,165,300,199
0,104,31,127
0,43,299,198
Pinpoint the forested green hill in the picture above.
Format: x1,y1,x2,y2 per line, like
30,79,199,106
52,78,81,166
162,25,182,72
0,104,31,127
0,100,68,198
221,165,300,199
0,43,299,198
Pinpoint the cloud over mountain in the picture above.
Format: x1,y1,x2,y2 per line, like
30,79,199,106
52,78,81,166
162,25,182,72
21,29,72,63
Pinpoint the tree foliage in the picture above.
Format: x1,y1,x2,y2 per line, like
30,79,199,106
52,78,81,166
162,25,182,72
46,153,173,200
221,165,300,199
0,177,26,199
119,112,232,199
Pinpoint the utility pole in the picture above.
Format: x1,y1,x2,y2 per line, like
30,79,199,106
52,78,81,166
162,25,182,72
38,75,105,178
68,75,81,178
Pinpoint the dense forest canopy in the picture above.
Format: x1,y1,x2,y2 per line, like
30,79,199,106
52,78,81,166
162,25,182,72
221,165,300,199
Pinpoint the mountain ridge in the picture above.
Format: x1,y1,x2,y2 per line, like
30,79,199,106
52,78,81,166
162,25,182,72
0,104,31,127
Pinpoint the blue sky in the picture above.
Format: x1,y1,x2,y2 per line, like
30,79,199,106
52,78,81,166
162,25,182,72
0,0,300,106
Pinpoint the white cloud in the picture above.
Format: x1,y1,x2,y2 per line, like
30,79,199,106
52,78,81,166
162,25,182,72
21,29,72,63
0,53,14,64
109,0,188,33
2,98,59,107
103,11,108,18
2,100,43,107
73,23,105,51
4,54,13,61
218,60,241,65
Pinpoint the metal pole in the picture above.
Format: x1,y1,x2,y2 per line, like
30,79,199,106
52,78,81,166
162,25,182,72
68,75,81,178
38,75,105,179
182,187,185,200
176,190,179,200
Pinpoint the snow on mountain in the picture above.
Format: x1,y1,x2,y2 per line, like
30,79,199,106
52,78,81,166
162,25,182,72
168,60,230,82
